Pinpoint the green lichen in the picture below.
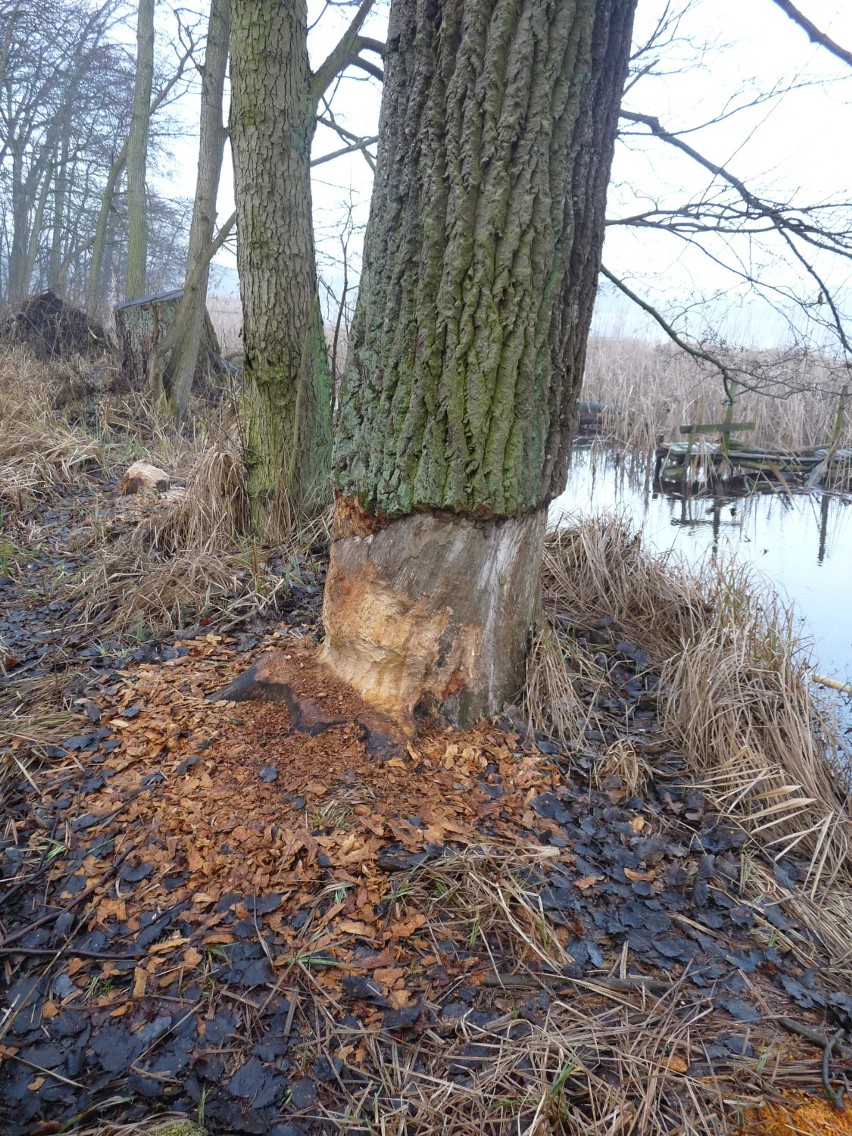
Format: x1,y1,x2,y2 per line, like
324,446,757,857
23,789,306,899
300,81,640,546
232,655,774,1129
151,1122,207,1136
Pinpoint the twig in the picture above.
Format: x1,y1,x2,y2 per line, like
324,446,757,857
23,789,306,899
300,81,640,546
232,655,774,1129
0,945,140,960
483,971,672,995
823,1029,847,1110
777,1016,852,1061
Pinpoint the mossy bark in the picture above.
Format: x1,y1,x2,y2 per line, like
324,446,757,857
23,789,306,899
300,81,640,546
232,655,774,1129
325,0,636,726
229,0,333,523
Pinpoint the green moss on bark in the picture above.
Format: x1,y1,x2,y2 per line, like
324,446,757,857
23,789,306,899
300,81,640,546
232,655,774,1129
334,0,636,518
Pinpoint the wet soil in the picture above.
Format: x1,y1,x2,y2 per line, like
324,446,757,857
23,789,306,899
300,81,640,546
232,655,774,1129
2,473,852,1134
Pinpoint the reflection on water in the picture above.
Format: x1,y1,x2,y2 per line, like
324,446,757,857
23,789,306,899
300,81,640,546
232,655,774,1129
550,443,852,688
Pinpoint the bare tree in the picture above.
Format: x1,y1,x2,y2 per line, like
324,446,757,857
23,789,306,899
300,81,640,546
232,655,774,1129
148,0,230,415
124,0,154,299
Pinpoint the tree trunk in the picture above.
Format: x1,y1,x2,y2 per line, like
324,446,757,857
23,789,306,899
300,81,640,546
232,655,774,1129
324,0,636,727
87,146,127,317
125,0,155,300
150,0,230,417
229,0,333,524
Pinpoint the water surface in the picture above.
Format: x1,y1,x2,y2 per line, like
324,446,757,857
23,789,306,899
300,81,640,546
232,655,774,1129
551,444,852,689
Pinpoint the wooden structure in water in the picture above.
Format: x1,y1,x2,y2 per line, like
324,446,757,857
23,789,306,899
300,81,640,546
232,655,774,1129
654,391,852,493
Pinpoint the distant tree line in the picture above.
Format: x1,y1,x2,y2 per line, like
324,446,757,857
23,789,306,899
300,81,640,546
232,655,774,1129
0,0,193,313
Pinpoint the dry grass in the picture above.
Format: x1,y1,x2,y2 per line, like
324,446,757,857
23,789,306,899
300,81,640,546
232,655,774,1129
72,439,330,633
288,846,788,1135
537,513,852,899
0,349,112,510
582,335,852,453
207,294,242,357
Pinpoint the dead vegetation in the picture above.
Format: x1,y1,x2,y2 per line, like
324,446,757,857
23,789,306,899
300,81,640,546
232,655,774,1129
0,290,110,360
3,348,852,1135
533,510,852,921
582,335,852,454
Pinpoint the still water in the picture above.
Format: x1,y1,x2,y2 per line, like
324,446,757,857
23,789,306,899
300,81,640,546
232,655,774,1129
550,444,852,689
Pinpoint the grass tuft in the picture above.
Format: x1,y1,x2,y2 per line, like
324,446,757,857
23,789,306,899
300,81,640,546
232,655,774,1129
535,513,852,897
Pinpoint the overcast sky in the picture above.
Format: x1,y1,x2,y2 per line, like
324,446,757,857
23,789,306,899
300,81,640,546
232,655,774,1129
162,0,852,349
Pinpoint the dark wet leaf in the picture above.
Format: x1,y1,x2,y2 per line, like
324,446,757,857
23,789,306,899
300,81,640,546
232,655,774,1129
313,1054,343,1081
121,706,142,718
383,1004,421,1031
778,974,819,1008
248,893,282,916
719,1033,755,1058
727,950,761,973
228,1056,266,1099
176,755,200,775
236,958,275,988
827,993,852,1030
122,861,153,883
90,1025,144,1073
259,765,279,783
720,998,761,1023
341,976,389,1006
290,1075,317,1109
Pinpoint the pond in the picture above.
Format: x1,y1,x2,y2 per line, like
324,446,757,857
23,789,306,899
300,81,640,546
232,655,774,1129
550,443,852,695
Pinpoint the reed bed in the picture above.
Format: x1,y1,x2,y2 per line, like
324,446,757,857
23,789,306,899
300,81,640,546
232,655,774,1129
536,513,852,898
582,335,852,453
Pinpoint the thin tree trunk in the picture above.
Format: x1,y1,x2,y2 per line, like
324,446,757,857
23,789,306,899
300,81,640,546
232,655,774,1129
229,0,333,524
21,159,53,294
150,0,230,416
324,0,637,727
125,0,155,299
87,144,127,316
48,135,69,290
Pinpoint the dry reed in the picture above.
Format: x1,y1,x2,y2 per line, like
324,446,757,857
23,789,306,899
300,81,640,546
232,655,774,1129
537,513,852,898
582,335,852,454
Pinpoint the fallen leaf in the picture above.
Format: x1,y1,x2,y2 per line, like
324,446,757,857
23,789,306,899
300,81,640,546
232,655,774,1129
624,868,656,882
149,936,188,955
575,875,602,891
374,967,405,987
386,914,427,939
337,920,377,938
132,968,147,998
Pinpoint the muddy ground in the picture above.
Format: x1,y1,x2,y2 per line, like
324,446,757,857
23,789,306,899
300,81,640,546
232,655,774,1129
2,427,852,1136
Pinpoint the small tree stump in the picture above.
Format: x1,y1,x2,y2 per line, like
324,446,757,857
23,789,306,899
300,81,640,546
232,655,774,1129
118,460,171,494
114,289,225,393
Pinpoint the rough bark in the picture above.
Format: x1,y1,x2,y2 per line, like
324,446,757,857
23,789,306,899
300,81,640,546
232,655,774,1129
151,0,230,416
324,0,636,727
229,0,333,522
125,0,155,300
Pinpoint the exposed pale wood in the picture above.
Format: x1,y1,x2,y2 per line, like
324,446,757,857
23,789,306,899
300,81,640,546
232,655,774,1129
117,460,170,494
322,503,546,729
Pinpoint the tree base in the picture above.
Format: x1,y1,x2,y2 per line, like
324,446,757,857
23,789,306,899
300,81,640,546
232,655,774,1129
208,648,404,757
321,503,546,729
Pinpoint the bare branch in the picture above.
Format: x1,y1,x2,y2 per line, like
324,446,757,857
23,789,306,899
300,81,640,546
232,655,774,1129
770,0,852,69
311,135,378,168
599,264,739,399
311,0,376,110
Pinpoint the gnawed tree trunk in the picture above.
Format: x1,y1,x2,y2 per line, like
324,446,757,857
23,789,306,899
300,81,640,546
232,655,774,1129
115,289,222,393
229,0,333,524
323,0,637,728
125,0,155,300
149,0,230,417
